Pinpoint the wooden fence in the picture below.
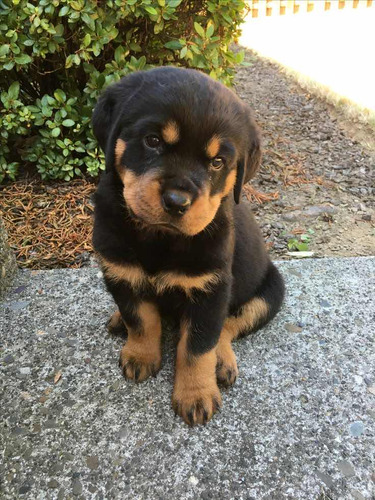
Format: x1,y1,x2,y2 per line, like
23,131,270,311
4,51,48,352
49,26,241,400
248,0,374,17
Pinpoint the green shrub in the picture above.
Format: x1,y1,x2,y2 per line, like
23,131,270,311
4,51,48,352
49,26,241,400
0,0,247,182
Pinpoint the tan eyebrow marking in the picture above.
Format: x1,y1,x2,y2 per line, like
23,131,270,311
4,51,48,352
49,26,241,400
115,138,126,167
206,135,221,158
161,120,180,144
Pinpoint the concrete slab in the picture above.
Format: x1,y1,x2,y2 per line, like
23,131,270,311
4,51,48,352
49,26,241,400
1,257,374,500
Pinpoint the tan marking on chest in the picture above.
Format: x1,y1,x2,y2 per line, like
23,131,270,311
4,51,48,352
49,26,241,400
151,271,221,295
100,258,147,289
100,257,220,295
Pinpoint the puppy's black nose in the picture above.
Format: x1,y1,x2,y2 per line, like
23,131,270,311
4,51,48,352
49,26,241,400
162,190,191,216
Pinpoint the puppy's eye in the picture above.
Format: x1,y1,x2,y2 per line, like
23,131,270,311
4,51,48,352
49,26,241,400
144,135,161,149
210,157,225,170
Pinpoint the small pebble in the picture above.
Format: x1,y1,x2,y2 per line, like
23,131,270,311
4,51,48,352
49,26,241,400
48,479,59,489
8,301,30,311
86,456,99,470
72,479,83,496
319,299,331,308
351,490,366,500
284,323,303,333
337,460,355,477
3,354,14,364
189,476,199,486
349,421,364,437
19,484,31,495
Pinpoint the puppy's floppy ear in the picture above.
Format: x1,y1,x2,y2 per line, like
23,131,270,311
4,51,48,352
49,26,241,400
234,107,262,204
92,86,117,154
92,74,143,173
92,83,125,173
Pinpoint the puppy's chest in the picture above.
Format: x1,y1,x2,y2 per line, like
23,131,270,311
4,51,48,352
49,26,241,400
101,257,221,297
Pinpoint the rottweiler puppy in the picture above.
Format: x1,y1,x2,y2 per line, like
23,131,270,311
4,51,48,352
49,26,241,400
92,67,285,426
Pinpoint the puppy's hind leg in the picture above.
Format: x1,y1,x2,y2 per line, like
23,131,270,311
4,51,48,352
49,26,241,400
107,309,127,337
216,263,284,387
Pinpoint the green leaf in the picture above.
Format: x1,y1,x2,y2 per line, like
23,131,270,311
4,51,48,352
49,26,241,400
180,45,187,58
168,0,182,7
8,81,20,100
70,0,83,10
59,5,69,16
3,61,15,70
0,44,10,56
235,50,244,64
83,33,91,47
144,6,158,15
164,40,183,50
194,22,205,37
62,119,75,127
54,24,64,36
296,242,309,251
222,13,232,23
81,12,95,31
14,54,32,64
54,89,66,103
52,127,61,137
206,23,214,38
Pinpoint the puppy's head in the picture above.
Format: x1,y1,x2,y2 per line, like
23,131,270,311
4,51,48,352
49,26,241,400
92,67,261,236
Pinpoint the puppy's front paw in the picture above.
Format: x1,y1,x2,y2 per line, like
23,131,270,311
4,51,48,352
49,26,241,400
172,380,222,426
119,343,161,383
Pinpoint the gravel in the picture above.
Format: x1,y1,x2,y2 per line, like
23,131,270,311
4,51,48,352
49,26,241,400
235,52,375,260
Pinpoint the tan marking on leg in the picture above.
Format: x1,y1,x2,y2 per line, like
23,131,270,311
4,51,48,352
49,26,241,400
172,323,222,426
152,271,221,296
115,139,126,168
100,257,147,290
119,302,162,382
206,135,221,158
215,297,268,386
161,120,179,144
225,297,269,340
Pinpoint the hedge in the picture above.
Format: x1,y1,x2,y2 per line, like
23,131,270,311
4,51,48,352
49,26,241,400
0,0,247,182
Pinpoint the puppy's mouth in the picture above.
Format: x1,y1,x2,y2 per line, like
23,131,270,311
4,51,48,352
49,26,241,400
127,208,182,233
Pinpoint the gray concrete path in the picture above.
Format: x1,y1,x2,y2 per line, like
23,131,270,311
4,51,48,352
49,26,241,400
1,257,374,500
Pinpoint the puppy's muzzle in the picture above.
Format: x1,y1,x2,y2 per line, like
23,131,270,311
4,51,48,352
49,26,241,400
161,189,192,216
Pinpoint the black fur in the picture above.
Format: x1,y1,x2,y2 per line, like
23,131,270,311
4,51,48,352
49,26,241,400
92,67,284,358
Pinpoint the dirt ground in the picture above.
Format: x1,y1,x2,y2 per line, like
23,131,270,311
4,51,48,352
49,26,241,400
1,51,374,268
236,51,375,260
